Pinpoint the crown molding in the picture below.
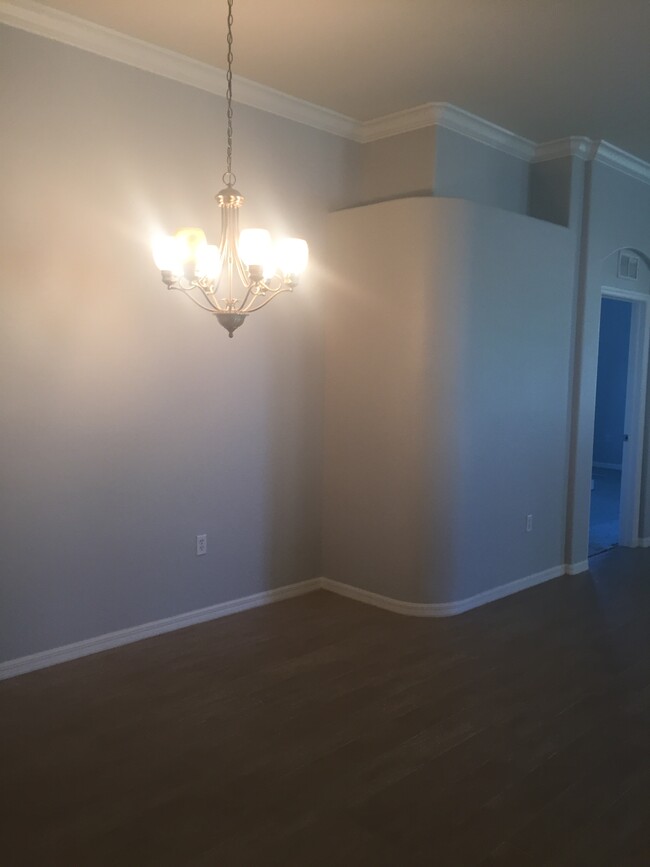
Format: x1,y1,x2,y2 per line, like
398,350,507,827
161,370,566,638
532,137,650,184
593,141,650,186
0,0,357,140
2,0,650,184
533,137,597,163
434,103,536,161
356,102,536,161
354,104,437,143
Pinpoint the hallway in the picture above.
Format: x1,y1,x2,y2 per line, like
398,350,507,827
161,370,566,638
589,466,622,557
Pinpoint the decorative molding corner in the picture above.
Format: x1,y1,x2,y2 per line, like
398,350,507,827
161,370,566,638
434,103,536,161
356,101,535,161
533,136,596,163
532,138,650,184
0,578,320,681
320,565,565,618
354,104,438,144
0,0,357,139
565,560,590,575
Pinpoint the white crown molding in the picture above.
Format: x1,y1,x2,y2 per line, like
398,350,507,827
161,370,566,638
0,578,320,680
593,141,650,186
533,138,650,184
2,1,649,184
435,103,536,161
320,564,565,618
354,104,438,144
0,0,357,139
533,136,597,163
356,102,536,161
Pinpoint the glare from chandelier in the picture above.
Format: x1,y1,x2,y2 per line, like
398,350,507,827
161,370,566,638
151,0,308,337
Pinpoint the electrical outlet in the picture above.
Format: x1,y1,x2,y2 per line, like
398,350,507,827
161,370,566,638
196,534,207,556
526,515,533,533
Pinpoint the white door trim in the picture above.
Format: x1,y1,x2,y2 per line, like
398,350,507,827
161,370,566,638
599,287,650,547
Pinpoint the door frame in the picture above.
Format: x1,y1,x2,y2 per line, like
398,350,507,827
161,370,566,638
598,286,650,547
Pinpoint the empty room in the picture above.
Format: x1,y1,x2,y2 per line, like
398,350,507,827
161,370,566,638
1,1,649,864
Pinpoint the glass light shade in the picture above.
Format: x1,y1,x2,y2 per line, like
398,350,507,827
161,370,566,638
275,238,309,276
152,235,183,273
195,244,222,280
175,227,207,263
239,228,273,270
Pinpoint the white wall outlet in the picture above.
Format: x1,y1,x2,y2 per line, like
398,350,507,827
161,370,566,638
196,534,207,556
526,514,533,533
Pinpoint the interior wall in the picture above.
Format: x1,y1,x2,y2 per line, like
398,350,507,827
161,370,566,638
592,299,632,467
567,161,650,560
425,201,575,602
433,127,530,214
0,25,358,662
322,199,433,603
529,157,574,227
323,197,575,605
357,126,436,205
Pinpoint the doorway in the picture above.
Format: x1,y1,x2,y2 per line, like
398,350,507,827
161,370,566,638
589,289,650,558
589,298,631,555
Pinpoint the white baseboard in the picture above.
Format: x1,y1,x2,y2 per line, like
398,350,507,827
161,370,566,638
566,560,590,575
0,558,603,681
320,564,566,618
0,578,320,682
592,462,623,471
639,537,650,549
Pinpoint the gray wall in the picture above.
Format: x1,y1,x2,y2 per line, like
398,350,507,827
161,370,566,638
322,199,432,602
323,198,575,605
0,25,357,662
529,157,574,227
434,127,530,215
358,127,436,205
357,126,530,216
430,202,574,601
592,299,632,467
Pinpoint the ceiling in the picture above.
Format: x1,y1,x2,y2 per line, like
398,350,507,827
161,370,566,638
32,0,650,160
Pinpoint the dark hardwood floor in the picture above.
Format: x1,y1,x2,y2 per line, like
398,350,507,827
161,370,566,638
2,547,650,866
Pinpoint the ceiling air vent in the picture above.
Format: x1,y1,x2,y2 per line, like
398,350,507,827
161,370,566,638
618,252,639,280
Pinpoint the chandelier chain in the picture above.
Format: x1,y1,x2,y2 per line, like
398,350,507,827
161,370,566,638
224,0,235,186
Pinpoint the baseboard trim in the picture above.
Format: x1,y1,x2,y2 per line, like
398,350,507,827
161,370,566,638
639,537,650,549
566,560,590,575
320,565,566,618
0,559,600,680
0,578,320,681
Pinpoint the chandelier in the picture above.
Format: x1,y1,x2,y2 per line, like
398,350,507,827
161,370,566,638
151,0,308,337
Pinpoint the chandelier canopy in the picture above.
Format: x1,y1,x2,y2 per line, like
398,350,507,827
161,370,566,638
152,0,308,337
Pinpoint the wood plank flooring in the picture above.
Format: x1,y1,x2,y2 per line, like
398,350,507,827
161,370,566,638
1,547,650,866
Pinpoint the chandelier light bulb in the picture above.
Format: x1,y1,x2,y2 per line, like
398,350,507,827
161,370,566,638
195,244,222,280
174,227,208,264
152,235,184,274
275,238,309,278
239,228,273,271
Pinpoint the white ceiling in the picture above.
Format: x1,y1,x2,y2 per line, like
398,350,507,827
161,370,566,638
28,0,650,160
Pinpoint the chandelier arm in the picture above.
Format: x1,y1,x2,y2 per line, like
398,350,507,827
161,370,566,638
243,286,293,314
181,287,226,314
